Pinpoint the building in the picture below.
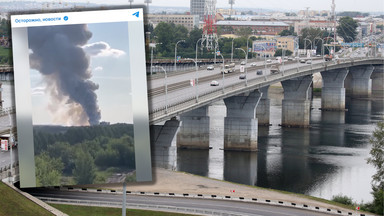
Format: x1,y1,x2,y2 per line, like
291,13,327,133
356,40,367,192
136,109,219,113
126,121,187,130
190,0,205,20
275,36,296,54
215,20,289,35
146,14,199,31
252,40,276,57
294,20,335,35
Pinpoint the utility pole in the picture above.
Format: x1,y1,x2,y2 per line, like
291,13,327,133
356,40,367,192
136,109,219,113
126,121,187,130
331,0,336,54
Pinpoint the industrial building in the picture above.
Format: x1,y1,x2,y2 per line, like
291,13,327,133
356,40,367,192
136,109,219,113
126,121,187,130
215,20,289,35
146,14,199,31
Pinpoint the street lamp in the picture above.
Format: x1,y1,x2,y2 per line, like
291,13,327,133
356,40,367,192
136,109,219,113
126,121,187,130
304,38,313,62
153,66,168,113
293,39,301,70
195,38,203,67
150,42,161,75
246,35,253,62
185,58,199,102
174,40,185,72
236,48,248,86
218,54,225,93
231,38,235,62
314,37,324,57
254,44,267,81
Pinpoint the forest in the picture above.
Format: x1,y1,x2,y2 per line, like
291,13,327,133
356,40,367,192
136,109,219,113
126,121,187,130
33,123,136,186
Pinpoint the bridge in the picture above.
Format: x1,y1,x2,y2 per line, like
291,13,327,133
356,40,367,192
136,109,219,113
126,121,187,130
147,56,383,156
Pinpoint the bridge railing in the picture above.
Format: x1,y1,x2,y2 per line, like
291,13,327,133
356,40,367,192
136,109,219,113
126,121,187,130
0,106,16,116
149,57,383,124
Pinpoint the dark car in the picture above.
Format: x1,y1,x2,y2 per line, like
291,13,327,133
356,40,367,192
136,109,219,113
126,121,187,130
257,70,263,75
239,74,246,79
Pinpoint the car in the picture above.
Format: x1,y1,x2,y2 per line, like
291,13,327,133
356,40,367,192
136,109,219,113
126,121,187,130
288,57,293,61
210,80,219,86
207,65,214,70
283,56,288,60
257,70,263,75
250,62,257,66
306,60,312,64
240,61,246,65
270,65,280,74
300,59,306,63
239,74,246,79
221,69,229,74
316,54,321,57
266,59,272,63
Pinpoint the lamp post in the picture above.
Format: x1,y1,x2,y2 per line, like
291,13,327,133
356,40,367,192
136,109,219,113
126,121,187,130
254,44,267,81
293,39,300,70
218,54,225,93
231,38,235,62
150,42,161,75
314,37,324,57
236,48,248,86
153,66,168,113
174,40,185,72
195,38,203,67
186,58,199,102
246,35,253,62
304,38,313,62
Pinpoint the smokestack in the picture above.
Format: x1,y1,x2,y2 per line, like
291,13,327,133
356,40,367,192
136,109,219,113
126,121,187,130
28,24,101,125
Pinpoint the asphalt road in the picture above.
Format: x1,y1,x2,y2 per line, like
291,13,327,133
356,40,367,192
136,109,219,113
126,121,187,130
25,188,332,216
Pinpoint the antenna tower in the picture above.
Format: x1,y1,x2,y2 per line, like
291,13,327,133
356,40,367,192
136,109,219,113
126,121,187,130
202,0,217,50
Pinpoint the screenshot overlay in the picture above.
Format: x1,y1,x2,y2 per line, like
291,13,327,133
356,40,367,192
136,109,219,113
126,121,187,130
11,9,152,188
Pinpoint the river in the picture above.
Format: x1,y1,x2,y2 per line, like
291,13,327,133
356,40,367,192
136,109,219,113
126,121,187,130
175,87,383,203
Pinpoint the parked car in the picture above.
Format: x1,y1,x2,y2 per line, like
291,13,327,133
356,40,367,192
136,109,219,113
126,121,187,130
257,70,263,75
207,65,214,70
239,74,246,79
240,61,246,65
250,62,257,66
210,80,219,86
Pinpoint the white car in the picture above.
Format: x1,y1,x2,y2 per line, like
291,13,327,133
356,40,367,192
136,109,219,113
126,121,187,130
306,60,312,64
207,65,214,70
250,62,257,66
210,80,219,86
240,61,246,65
266,59,272,63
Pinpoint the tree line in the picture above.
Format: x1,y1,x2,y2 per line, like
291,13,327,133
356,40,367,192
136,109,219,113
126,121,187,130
33,124,135,186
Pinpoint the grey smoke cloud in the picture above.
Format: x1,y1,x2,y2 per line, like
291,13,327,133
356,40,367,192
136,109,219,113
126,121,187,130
28,24,101,125
83,41,126,58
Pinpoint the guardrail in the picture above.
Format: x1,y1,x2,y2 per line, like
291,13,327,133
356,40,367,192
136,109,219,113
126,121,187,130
148,57,383,124
38,197,244,216
0,162,19,180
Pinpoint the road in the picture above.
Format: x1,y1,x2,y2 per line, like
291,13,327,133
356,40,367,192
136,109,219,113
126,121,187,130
25,188,332,216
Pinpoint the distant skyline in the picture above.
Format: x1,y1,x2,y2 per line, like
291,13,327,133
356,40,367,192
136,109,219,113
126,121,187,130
17,0,384,13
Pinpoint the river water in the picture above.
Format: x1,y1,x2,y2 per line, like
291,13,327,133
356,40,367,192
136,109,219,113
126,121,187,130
176,88,383,203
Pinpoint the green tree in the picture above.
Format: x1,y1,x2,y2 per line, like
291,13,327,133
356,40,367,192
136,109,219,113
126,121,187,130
73,150,96,184
35,152,64,186
367,121,384,215
279,26,296,36
274,49,293,57
236,27,252,38
337,16,358,42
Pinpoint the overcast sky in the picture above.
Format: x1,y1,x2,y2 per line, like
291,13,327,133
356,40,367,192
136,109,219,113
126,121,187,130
28,0,384,13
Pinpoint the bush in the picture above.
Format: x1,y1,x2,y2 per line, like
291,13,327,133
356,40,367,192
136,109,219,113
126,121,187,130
331,194,354,206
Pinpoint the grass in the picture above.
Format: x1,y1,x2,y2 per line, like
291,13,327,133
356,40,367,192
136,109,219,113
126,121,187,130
0,181,53,216
50,204,196,216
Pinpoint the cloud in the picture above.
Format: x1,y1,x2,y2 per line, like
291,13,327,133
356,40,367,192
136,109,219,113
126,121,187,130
94,66,103,72
82,41,125,58
31,86,45,96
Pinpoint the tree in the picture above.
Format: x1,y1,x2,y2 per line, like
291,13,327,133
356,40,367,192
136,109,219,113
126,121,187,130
35,152,64,187
279,26,296,36
337,16,358,42
236,27,252,38
367,121,384,215
274,49,293,57
73,150,96,184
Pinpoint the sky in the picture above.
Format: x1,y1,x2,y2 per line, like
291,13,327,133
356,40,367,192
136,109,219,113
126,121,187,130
24,0,384,13
29,22,134,126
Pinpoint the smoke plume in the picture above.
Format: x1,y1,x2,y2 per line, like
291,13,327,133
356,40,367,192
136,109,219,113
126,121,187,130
28,24,101,126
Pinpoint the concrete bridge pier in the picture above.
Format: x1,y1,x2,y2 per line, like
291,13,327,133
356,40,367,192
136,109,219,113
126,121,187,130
371,65,384,98
320,68,349,111
223,89,262,151
177,106,210,149
281,75,313,127
150,119,180,169
347,65,374,98
256,86,271,126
